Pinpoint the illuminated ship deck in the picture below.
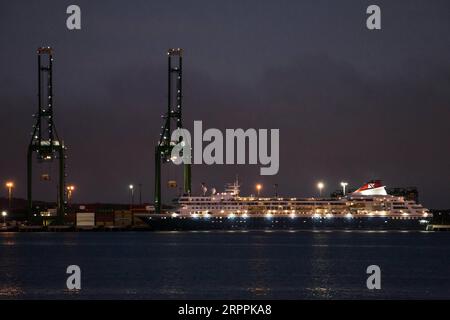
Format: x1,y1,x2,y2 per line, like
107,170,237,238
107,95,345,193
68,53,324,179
139,180,432,230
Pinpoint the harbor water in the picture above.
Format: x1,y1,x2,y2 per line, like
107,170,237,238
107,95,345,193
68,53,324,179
1,231,449,299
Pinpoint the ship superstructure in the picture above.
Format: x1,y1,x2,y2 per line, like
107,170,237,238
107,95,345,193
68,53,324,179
177,180,429,220
141,179,431,230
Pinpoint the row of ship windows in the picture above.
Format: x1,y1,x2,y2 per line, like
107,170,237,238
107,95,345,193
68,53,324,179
181,199,386,205
183,198,383,202
186,206,390,210
176,215,423,220
182,202,381,207
183,202,341,206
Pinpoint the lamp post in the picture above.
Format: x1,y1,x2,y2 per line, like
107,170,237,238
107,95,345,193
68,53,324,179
138,183,142,206
5,181,14,209
340,182,348,196
67,185,75,205
317,182,324,197
129,184,134,210
1,211,7,225
256,184,262,197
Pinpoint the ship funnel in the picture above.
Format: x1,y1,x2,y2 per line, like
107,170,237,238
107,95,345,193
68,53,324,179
352,180,387,196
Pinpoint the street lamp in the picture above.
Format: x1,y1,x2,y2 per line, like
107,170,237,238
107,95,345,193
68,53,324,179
340,182,348,196
256,184,262,197
129,184,134,210
5,181,14,209
317,182,324,197
66,185,75,204
1,211,7,225
138,183,142,206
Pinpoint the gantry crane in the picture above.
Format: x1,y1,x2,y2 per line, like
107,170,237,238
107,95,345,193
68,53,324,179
154,48,191,213
27,47,66,223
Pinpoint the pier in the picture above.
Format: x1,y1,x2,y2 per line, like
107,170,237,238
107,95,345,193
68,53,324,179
426,225,450,231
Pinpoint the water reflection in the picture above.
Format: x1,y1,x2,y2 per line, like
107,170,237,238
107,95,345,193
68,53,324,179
247,286,270,296
0,285,24,297
0,231,449,299
307,232,335,299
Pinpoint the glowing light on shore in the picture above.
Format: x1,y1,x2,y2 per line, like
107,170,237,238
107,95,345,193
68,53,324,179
317,182,324,197
340,182,348,195
256,184,262,196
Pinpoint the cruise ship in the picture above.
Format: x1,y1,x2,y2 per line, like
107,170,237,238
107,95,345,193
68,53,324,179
140,180,432,230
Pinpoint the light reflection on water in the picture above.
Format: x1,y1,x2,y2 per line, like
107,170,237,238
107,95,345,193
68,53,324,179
0,286,24,297
305,287,333,299
0,231,449,299
247,287,270,296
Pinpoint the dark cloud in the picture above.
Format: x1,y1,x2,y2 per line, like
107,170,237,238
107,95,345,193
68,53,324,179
0,0,449,208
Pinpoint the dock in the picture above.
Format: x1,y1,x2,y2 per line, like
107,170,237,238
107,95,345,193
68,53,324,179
0,224,150,232
426,225,450,231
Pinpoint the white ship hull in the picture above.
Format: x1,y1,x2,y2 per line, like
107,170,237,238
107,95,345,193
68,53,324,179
142,180,432,230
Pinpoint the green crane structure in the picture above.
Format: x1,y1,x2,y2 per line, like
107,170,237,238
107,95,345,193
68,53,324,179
27,47,66,224
154,48,191,213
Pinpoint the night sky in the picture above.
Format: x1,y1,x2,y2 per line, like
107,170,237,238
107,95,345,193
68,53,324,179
0,1,449,208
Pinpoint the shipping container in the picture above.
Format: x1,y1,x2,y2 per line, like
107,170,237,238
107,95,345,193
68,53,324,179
76,212,95,227
64,213,76,224
132,213,147,226
95,212,114,226
95,221,114,227
114,210,133,227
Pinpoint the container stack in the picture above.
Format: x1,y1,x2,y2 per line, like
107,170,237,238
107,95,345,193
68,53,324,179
76,212,96,229
95,212,114,227
114,210,133,228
